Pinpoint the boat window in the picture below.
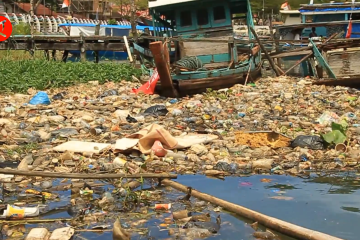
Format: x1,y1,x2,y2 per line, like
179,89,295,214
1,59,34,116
213,6,226,21
351,13,360,20
197,8,209,25
180,10,192,27
289,14,300,17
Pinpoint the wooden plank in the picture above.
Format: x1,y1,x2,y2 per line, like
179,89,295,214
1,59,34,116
271,50,312,58
309,38,336,79
181,38,229,56
149,41,179,98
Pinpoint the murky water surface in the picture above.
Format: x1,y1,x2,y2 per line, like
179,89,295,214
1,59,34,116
8,172,360,240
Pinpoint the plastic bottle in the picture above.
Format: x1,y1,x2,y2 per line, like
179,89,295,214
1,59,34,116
184,117,200,123
165,151,188,160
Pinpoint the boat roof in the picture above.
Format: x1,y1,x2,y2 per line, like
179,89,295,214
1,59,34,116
299,2,360,14
58,23,159,31
274,19,360,29
279,10,300,14
149,0,197,8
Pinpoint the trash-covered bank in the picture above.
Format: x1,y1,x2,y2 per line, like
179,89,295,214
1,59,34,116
0,76,359,239
1,77,359,176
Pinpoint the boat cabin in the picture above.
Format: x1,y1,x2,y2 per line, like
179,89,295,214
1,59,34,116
279,10,301,25
299,2,360,37
148,0,253,37
147,0,258,66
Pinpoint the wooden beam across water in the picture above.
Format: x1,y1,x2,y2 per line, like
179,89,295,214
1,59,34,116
162,179,344,240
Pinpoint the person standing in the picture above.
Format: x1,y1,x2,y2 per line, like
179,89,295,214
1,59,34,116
309,27,317,38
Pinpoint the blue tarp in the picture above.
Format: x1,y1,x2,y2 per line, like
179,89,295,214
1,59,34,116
300,7,360,12
58,23,167,31
347,22,360,38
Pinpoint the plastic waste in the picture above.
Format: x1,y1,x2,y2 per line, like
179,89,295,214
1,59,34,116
51,128,79,138
25,228,50,240
291,135,325,150
172,109,183,116
29,92,51,105
126,115,137,123
98,89,118,98
52,92,66,100
214,162,238,173
0,205,40,219
165,151,188,161
151,140,167,157
184,117,200,123
317,111,339,126
143,105,168,116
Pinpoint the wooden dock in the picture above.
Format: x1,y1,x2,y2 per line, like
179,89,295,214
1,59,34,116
0,36,127,62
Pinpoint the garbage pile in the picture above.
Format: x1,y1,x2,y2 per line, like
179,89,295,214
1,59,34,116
0,76,360,238
1,78,360,177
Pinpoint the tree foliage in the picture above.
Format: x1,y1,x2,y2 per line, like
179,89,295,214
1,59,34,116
108,0,148,19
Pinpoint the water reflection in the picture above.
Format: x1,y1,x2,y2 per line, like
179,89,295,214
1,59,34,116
178,172,360,240
304,172,360,195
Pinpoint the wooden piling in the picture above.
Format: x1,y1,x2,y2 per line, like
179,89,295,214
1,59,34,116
52,50,56,61
44,50,50,61
162,179,344,240
80,33,86,62
62,50,69,62
149,41,179,97
94,24,100,63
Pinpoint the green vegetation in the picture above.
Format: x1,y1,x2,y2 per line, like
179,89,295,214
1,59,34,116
321,121,348,145
11,23,32,36
0,58,141,93
5,143,39,156
108,19,118,25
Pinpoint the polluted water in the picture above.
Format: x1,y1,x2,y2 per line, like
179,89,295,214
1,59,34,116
0,76,359,239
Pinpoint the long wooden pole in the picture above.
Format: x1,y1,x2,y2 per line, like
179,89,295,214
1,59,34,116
0,169,177,179
250,27,281,76
162,179,343,240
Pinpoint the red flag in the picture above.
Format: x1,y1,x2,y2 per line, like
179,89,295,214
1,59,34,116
346,19,352,38
62,0,69,8
132,69,160,95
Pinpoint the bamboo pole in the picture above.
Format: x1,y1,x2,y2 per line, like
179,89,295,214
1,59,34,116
123,36,133,63
0,169,177,179
162,179,344,240
250,27,281,76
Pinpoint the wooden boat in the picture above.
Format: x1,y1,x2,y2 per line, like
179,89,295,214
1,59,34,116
132,0,262,97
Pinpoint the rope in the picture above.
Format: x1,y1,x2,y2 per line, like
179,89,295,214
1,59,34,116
173,56,205,71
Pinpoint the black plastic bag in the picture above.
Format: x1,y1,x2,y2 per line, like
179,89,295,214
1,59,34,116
126,115,137,123
52,92,66,100
291,135,325,150
143,105,168,116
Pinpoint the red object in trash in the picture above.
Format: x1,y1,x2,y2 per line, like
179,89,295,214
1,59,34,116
132,69,160,94
151,140,167,157
155,203,172,210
